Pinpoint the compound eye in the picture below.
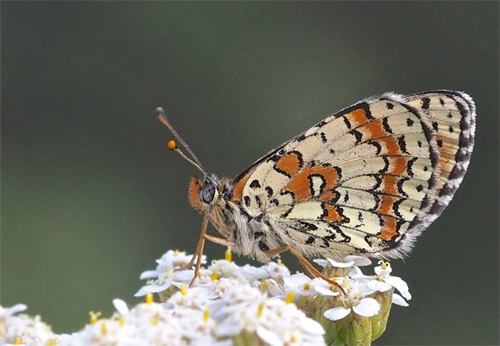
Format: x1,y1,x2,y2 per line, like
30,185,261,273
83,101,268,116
201,183,216,204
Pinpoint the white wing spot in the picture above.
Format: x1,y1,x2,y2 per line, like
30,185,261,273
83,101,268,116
310,175,325,197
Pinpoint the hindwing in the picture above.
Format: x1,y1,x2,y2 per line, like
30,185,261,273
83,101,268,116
403,90,476,234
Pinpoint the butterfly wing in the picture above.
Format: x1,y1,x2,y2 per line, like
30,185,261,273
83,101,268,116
231,91,475,259
404,90,476,232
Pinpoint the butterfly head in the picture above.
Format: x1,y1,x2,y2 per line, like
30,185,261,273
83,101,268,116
188,174,235,213
188,174,219,211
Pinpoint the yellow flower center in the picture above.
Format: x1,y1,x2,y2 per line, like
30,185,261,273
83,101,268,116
225,247,232,262
285,290,295,304
203,307,210,323
211,268,219,281
101,321,107,335
89,311,101,325
181,284,188,296
145,292,154,305
257,301,265,318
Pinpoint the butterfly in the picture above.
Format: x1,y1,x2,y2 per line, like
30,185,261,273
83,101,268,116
156,90,476,289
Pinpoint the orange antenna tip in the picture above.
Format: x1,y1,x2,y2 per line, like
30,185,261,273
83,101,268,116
167,140,177,150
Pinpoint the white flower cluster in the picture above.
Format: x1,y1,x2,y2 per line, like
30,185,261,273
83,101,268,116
136,250,411,322
133,250,325,345
0,249,412,346
1,287,324,346
314,257,412,320
64,287,323,346
0,304,57,345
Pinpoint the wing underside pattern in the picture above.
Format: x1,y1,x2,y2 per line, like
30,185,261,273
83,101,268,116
232,90,475,259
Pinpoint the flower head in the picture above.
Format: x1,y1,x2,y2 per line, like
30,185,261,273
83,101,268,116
3,249,414,345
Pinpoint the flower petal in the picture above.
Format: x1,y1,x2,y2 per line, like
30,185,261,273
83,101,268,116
134,282,170,297
344,255,372,267
2,304,27,316
301,318,325,335
313,285,340,297
139,270,159,280
257,326,283,346
240,265,269,279
352,298,380,317
312,259,328,267
367,279,392,292
172,269,197,281
327,258,354,268
283,273,310,290
262,279,285,297
385,276,411,300
351,280,376,296
349,266,372,280
392,293,409,307
324,307,351,321
112,298,129,315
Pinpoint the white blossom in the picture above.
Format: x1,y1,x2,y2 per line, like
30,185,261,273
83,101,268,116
135,249,208,297
324,297,380,321
1,249,413,345
0,304,56,346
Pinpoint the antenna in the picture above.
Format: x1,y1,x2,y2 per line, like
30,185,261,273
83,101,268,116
156,107,207,175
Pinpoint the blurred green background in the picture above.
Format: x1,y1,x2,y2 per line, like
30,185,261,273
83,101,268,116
2,2,498,344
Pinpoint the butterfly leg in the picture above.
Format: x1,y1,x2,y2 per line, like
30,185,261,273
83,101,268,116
265,245,346,295
204,233,235,247
182,217,235,287
183,216,210,288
